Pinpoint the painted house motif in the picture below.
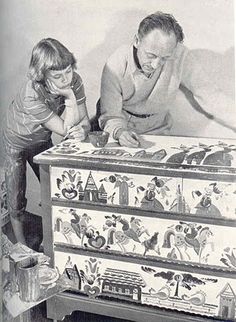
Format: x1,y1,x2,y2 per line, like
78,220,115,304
217,283,236,320
62,260,82,291
100,268,146,302
79,171,107,203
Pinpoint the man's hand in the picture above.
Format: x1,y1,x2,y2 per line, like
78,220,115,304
117,130,140,148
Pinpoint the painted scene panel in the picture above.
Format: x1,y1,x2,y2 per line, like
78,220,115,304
54,251,236,320
183,178,236,219
52,206,236,269
51,167,182,212
51,167,235,218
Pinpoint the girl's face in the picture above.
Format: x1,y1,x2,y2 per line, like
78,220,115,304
45,65,73,89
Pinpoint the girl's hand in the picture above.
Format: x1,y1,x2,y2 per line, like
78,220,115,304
46,79,74,99
64,124,86,141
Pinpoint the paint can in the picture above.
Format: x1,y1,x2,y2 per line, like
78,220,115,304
17,257,40,302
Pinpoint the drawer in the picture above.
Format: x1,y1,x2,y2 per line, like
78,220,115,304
50,167,236,218
54,249,236,320
52,205,236,270
183,178,236,219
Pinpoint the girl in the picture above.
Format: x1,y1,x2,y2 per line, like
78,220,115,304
2,38,90,249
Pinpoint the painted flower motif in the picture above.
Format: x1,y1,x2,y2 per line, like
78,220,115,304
56,170,82,200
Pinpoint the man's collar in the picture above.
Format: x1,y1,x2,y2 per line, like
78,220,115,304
133,46,142,71
126,44,138,75
131,45,154,78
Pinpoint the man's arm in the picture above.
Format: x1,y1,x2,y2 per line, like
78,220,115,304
99,63,140,147
99,63,128,139
181,50,236,133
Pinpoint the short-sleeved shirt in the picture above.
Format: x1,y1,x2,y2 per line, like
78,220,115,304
3,72,86,148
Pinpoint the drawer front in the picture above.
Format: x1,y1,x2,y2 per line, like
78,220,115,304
183,178,236,219
54,250,236,320
52,205,236,270
50,167,236,219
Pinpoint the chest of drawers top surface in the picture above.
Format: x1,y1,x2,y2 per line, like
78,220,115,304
34,135,236,176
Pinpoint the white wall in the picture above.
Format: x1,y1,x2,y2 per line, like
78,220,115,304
0,0,235,162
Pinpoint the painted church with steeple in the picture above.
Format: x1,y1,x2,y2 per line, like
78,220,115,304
78,171,107,203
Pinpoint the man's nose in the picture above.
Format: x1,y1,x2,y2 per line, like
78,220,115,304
151,58,161,69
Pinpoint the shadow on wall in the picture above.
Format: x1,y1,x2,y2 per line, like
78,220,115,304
170,47,235,138
80,8,234,139
79,9,147,117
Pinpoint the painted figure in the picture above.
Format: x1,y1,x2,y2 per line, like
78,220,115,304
162,222,214,263
192,183,222,217
103,215,149,253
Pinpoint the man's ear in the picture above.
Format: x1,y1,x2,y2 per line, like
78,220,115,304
134,34,140,48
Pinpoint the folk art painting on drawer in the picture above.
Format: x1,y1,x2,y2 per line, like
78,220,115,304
52,206,236,270
51,168,236,219
54,251,236,320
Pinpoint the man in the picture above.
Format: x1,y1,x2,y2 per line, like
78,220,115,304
98,11,236,147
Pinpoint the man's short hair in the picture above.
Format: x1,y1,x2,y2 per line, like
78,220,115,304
138,11,184,42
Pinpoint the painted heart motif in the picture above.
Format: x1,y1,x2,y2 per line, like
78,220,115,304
62,189,77,200
88,236,106,249
84,285,100,298
90,258,97,263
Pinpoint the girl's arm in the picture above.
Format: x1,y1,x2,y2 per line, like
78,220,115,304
43,80,79,134
42,113,70,137
66,102,91,139
43,101,90,138
43,80,90,138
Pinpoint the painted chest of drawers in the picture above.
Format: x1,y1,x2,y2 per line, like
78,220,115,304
34,135,236,322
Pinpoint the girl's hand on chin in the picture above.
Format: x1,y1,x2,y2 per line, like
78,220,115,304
46,80,73,99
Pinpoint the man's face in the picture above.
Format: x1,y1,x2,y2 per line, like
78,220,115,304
135,29,177,76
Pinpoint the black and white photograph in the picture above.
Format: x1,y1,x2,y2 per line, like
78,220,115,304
1,1,236,321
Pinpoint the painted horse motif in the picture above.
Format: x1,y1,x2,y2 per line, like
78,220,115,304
103,215,149,253
162,223,214,263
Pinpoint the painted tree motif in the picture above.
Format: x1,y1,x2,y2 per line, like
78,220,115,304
141,267,217,301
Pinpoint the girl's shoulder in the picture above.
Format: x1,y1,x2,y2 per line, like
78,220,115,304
22,79,46,101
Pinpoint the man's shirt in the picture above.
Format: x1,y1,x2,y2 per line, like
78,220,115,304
99,43,235,139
